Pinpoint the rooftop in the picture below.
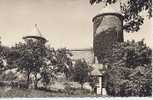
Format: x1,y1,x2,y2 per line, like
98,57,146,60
23,24,47,42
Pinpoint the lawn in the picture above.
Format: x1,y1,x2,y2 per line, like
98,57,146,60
0,86,96,97
0,86,64,97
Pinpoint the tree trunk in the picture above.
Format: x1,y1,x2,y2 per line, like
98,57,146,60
81,84,83,90
26,71,30,89
34,73,38,89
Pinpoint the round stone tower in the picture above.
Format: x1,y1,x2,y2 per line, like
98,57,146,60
93,7,124,63
23,24,47,44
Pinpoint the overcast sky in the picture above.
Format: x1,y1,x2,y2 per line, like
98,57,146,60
0,0,152,49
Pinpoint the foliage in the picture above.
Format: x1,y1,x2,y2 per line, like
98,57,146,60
54,48,73,79
0,86,93,97
0,41,4,71
105,40,152,96
6,39,73,89
88,76,98,93
72,59,92,89
11,40,50,88
64,82,74,95
0,41,11,72
1,71,17,81
90,0,152,32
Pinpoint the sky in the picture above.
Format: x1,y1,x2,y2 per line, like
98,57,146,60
0,0,152,49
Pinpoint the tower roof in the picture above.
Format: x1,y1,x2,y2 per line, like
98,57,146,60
92,3,124,22
23,24,47,43
31,24,42,37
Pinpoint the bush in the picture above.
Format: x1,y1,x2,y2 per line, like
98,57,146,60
105,40,152,96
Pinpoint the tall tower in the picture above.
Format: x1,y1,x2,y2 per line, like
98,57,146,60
23,24,47,44
93,7,124,63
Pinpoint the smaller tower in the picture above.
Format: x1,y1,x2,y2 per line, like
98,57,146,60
23,24,47,44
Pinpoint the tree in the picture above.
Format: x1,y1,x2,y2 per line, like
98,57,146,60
88,76,98,93
72,59,92,89
105,40,152,96
38,48,73,88
11,39,52,88
90,0,152,32
0,39,12,72
0,39,5,71
9,39,73,89
12,40,45,88
54,48,73,79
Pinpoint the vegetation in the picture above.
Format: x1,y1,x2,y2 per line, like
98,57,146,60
0,38,73,89
0,38,151,97
54,48,73,79
71,59,93,89
0,0,152,97
90,0,152,32
88,76,98,93
90,0,152,96
9,40,51,88
0,41,11,72
0,38,95,96
105,40,152,96
0,86,93,97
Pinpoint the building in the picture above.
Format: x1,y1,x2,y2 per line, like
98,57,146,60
93,6,124,63
23,24,47,44
90,6,124,95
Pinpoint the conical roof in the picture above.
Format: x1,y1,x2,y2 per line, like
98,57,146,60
23,24,47,43
30,24,42,37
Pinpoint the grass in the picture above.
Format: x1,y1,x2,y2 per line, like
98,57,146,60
0,86,97,97
0,86,65,97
